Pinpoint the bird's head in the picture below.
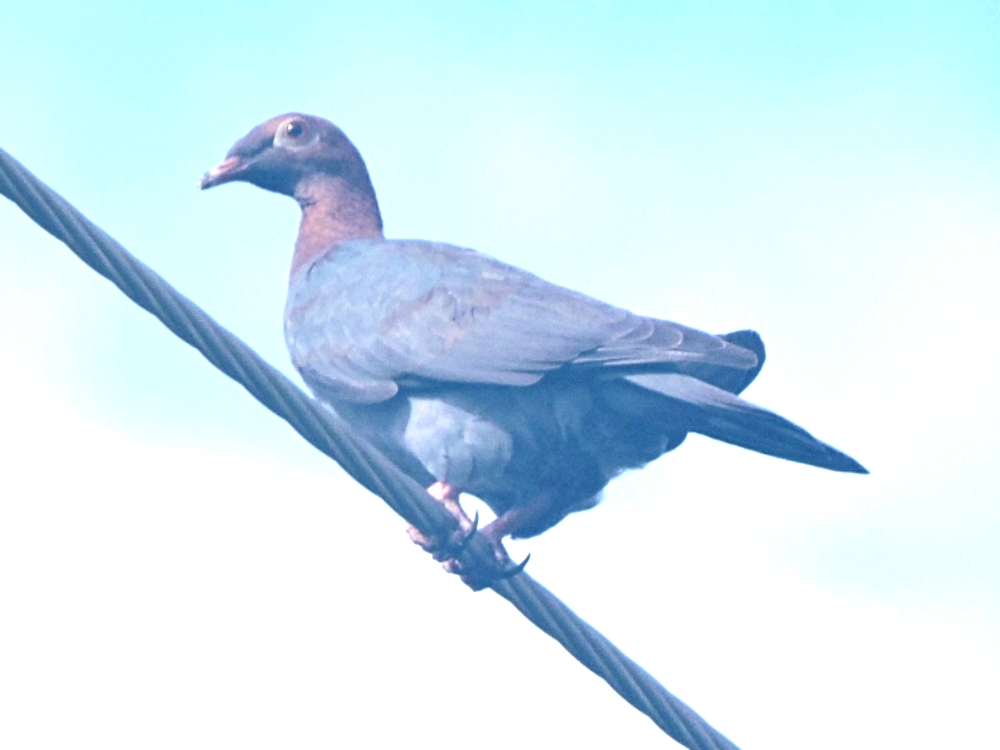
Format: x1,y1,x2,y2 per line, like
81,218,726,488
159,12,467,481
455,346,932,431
200,113,368,198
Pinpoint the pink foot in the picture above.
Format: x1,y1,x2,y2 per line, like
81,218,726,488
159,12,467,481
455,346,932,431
405,481,477,561
427,481,476,532
407,483,532,590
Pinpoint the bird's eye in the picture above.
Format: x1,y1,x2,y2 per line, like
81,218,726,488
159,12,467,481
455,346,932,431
274,118,315,148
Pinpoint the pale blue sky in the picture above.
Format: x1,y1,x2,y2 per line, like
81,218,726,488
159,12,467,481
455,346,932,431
2,3,999,748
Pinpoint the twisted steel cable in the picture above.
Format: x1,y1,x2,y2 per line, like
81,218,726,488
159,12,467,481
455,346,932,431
0,146,740,750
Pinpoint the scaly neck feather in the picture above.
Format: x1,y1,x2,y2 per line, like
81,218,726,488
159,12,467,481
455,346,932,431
291,172,383,277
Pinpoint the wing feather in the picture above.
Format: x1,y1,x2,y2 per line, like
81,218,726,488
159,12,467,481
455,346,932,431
284,239,759,403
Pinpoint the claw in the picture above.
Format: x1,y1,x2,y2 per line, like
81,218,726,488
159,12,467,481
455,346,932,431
408,497,532,590
459,510,480,548
500,552,531,580
444,551,532,591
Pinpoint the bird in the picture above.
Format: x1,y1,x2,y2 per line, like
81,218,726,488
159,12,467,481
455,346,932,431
201,113,866,582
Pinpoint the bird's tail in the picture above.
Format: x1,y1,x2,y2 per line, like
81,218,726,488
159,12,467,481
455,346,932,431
624,372,868,473
673,329,766,395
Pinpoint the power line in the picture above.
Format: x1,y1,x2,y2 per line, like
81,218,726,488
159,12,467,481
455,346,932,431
0,146,740,750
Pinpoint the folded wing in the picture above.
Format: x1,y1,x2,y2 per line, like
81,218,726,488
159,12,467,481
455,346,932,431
286,239,759,403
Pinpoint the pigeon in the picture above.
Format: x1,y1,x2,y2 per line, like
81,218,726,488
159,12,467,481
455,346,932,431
201,113,866,577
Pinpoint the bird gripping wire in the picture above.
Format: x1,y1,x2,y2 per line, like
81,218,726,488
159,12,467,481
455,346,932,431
0,145,741,750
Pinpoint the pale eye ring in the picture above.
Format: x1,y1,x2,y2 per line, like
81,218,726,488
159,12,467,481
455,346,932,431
274,118,314,148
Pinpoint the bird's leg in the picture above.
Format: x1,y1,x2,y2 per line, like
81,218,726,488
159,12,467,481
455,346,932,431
440,494,552,590
476,503,542,561
410,486,543,590
406,481,478,561
427,481,477,533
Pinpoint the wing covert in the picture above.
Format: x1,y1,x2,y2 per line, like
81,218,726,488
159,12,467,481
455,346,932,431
285,239,758,403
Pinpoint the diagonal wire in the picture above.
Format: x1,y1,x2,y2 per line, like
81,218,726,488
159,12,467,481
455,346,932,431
0,146,740,750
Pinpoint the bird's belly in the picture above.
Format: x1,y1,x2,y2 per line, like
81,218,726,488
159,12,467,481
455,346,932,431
400,383,678,513
401,396,515,494
328,381,689,535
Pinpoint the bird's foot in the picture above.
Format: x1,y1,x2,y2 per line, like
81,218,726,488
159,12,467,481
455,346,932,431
408,518,528,589
405,510,479,561
439,520,530,591
407,484,532,589
442,550,531,591
436,500,552,589
427,481,477,531
406,482,479,561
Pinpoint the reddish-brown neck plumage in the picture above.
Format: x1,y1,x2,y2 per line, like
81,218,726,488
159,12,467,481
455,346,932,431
291,172,383,277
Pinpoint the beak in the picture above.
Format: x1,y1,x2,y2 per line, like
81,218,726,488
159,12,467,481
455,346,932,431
200,156,247,190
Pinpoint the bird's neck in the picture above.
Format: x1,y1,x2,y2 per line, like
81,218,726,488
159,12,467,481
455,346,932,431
291,173,384,277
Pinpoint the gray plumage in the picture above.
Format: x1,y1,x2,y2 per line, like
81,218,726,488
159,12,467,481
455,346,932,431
202,113,867,544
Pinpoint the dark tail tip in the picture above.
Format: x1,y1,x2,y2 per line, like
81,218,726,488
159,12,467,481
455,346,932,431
829,451,869,474
831,454,871,474
720,329,766,394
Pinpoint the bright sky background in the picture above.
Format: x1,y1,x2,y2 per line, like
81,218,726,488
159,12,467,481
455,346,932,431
2,2,999,748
